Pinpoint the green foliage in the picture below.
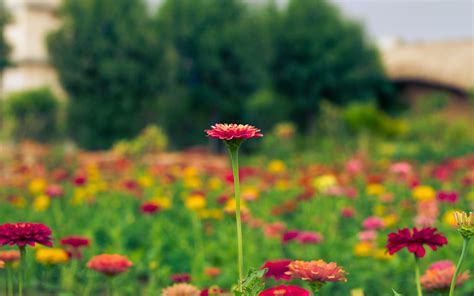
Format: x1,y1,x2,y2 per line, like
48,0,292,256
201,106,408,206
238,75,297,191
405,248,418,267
155,0,270,147
343,103,406,138
272,0,391,130
3,88,59,142
233,269,267,296
0,0,11,72
113,125,168,158
415,91,449,113
47,0,173,150
243,89,290,132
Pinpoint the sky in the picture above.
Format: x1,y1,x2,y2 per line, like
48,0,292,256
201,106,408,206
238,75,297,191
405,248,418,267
150,0,474,42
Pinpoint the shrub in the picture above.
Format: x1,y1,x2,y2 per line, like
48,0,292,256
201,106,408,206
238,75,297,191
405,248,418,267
3,88,59,142
113,125,168,158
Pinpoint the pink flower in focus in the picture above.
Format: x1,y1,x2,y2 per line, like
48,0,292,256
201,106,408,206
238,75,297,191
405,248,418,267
287,260,348,283
362,217,384,230
205,124,263,140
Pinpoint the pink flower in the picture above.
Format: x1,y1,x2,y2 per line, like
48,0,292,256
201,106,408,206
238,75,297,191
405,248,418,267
297,232,322,244
362,217,384,230
346,159,363,174
358,230,377,242
287,260,348,283
87,254,132,276
263,222,287,239
205,124,263,140
341,207,355,218
421,260,470,291
0,223,53,247
45,185,64,198
140,202,161,215
427,260,455,271
262,259,292,281
259,285,310,296
390,162,412,175
437,191,458,203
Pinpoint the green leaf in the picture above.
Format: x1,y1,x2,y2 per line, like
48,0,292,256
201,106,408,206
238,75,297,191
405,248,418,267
233,268,267,296
392,288,402,295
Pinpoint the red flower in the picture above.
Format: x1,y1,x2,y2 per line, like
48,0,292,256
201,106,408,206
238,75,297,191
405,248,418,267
0,250,21,263
0,223,53,247
45,184,64,198
60,236,90,248
205,124,263,140
259,285,310,296
87,254,132,276
262,259,292,280
386,227,448,258
140,202,161,215
171,273,192,283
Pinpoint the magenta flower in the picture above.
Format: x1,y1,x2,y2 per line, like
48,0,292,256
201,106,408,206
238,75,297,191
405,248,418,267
205,124,263,140
386,227,448,258
0,223,53,247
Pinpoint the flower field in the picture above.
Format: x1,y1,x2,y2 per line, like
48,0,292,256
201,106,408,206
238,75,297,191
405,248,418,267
0,127,473,295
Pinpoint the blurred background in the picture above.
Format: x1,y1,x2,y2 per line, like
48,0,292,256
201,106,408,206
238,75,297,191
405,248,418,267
0,0,473,156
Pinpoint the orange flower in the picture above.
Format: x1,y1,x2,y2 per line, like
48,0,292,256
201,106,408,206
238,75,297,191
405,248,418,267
87,254,132,276
286,260,348,283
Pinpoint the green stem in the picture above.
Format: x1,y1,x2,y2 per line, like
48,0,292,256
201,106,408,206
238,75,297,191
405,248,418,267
6,264,13,296
107,276,114,296
191,213,205,282
229,147,244,292
309,281,324,295
18,246,26,296
414,256,422,296
449,238,470,296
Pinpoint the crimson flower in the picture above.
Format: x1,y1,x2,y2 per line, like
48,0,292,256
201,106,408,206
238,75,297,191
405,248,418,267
0,223,53,247
87,254,132,276
140,202,161,215
61,236,90,248
262,259,292,280
205,124,263,140
386,227,448,258
170,273,191,283
259,285,310,296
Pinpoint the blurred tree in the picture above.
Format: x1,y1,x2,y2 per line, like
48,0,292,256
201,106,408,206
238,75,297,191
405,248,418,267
0,0,11,102
272,0,391,130
155,0,269,147
48,0,173,149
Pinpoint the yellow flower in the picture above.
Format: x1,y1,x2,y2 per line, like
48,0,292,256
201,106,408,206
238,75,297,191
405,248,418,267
350,288,365,296
138,175,154,188
208,177,222,190
366,184,385,196
353,242,374,257
29,178,47,195
35,248,69,265
373,249,393,261
149,260,158,270
198,209,224,220
183,166,199,177
185,194,206,210
275,179,290,191
443,210,459,227
224,198,247,213
467,191,474,202
267,160,286,174
412,185,436,201
383,214,398,228
184,177,202,190
32,195,50,212
151,196,172,209
313,175,337,192
373,205,385,216
242,187,259,201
